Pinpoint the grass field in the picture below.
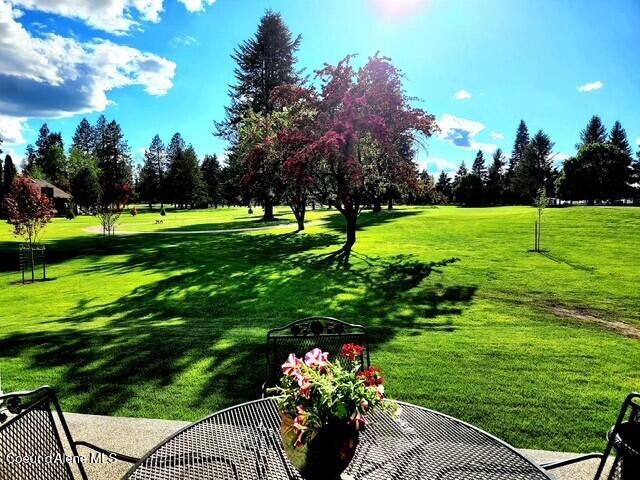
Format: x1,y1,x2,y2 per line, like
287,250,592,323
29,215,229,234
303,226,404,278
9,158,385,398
0,205,638,453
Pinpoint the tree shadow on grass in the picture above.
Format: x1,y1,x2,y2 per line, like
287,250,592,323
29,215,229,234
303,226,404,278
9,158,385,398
0,228,476,419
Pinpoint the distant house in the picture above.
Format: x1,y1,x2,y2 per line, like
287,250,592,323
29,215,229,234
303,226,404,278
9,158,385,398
31,179,72,215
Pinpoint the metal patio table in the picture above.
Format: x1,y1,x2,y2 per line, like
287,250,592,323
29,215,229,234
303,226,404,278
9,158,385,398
123,398,552,480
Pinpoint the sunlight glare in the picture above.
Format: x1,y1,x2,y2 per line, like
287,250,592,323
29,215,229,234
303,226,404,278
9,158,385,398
371,0,430,19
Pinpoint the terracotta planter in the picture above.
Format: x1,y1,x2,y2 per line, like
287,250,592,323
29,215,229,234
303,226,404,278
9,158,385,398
280,412,359,480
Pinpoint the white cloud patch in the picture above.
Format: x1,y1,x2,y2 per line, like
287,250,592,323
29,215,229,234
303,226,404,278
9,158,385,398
452,89,471,100
171,35,199,47
178,0,215,13
0,0,176,143
436,113,497,153
577,80,603,93
417,156,458,175
12,0,215,34
0,115,28,144
635,137,640,146
490,131,504,141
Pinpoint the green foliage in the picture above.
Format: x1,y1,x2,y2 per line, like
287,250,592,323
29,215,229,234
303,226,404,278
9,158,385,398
512,130,555,202
558,143,631,203
579,115,607,147
71,164,101,212
216,10,301,141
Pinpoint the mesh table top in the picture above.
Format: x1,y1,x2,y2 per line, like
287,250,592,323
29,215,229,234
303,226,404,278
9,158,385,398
124,399,551,480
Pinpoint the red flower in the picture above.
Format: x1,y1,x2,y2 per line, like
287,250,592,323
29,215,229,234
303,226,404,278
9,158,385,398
341,343,365,361
358,366,384,387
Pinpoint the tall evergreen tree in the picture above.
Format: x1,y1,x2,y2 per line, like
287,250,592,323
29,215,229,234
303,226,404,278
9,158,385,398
507,120,530,184
33,123,68,187
608,121,632,157
139,134,166,208
578,115,607,147
486,148,505,204
216,10,301,140
168,143,206,208
201,154,222,207
471,150,487,179
71,118,95,155
215,10,301,220
3,154,18,194
512,130,555,201
435,170,452,203
96,119,132,206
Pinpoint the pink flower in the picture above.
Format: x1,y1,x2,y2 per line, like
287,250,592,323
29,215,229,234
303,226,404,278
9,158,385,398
282,354,302,376
293,407,309,447
360,399,369,412
350,410,367,431
304,348,329,368
297,375,313,399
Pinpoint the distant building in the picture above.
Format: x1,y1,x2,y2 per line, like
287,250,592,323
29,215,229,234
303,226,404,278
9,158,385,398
31,179,72,215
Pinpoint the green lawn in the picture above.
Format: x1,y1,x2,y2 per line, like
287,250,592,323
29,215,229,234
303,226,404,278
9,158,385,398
0,205,638,453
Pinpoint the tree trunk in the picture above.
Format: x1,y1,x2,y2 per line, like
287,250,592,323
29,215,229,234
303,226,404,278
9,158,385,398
372,199,382,213
263,199,275,221
387,198,393,210
343,211,357,253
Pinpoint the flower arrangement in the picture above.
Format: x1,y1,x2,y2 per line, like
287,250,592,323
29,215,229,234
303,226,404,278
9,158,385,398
273,344,399,449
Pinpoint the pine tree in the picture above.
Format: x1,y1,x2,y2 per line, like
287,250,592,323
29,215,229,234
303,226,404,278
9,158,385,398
23,145,37,176
471,150,487,179
167,143,206,208
201,154,221,207
512,130,555,202
507,120,529,183
33,123,68,187
608,121,632,157
97,119,132,206
3,155,18,193
72,118,95,155
139,134,166,208
435,170,452,203
216,10,301,140
486,148,505,204
578,115,607,146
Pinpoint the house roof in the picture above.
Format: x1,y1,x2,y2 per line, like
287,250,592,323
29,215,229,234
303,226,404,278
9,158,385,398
31,179,72,200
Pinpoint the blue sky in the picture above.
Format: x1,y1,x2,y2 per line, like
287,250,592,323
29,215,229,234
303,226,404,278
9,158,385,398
1,0,639,175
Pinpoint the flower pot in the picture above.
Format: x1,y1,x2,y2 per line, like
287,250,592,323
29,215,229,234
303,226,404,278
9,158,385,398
280,413,359,480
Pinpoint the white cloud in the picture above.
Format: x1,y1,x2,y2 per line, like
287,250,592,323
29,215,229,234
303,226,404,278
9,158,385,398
417,156,458,175
635,137,640,146
577,80,603,93
178,0,215,13
171,35,199,47
0,0,176,142
452,89,471,100
11,0,215,34
490,131,504,140
0,115,28,144
436,113,497,153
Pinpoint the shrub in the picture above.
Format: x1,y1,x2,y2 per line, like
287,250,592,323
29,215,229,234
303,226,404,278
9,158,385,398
130,206,138,216
160,207,166,216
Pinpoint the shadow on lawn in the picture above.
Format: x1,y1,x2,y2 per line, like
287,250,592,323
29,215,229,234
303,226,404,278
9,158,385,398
0,226,476,418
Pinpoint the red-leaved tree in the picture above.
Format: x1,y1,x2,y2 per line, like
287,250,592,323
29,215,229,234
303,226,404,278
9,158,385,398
292,55,437,254
5,176,54,250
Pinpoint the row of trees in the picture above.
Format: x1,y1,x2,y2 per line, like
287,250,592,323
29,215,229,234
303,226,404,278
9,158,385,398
432,116,639,206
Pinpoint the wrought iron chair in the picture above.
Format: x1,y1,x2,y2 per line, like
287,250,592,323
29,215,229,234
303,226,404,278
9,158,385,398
262,316,370,396
541,392,640,479
0,386,139,480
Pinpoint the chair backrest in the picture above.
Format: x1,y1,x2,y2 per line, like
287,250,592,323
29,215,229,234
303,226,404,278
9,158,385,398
0,386,86,480
265,317,370,391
